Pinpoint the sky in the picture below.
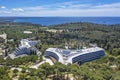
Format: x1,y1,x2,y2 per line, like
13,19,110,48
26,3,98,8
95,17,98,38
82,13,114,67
0,0,120,17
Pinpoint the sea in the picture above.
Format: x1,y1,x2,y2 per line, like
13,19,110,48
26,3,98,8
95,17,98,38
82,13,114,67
0,17,120,26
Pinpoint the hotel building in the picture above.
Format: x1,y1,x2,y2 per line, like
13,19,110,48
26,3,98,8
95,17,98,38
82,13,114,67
9,39,41,59
44,47,105,64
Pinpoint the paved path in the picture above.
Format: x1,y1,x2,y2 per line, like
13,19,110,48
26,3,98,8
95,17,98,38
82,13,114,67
45,58,54,65
11,67,22,71
30,57,54,69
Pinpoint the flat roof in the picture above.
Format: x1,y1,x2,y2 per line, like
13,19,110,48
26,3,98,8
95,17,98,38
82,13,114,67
47,47,104,57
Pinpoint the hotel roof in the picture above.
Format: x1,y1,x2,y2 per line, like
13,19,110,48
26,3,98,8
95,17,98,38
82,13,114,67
46,47,104,57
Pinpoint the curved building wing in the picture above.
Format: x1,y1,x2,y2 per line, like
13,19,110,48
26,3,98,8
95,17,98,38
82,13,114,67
44,47,105,65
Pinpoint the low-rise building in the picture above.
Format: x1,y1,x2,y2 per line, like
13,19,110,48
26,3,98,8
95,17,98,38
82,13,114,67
46,29,63,33
0,33,7,43
9,39,41,59
0,48,5,56
23,31,32,34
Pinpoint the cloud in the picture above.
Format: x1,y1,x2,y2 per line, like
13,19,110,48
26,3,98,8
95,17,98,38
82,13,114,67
94,3,120,8
12,8,24,12
0,1,120,16
56,1,91,9
20,2,120,16
1,6,6,9
23,6,47,11
0,11,11,14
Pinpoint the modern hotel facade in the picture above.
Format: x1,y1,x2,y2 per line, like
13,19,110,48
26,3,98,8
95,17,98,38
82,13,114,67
44,47,105,64
9,39,41,59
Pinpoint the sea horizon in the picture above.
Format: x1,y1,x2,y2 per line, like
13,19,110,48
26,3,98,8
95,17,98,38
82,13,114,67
0,17,120,26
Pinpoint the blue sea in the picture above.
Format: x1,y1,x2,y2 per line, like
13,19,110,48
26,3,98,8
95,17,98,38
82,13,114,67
0,17,120,26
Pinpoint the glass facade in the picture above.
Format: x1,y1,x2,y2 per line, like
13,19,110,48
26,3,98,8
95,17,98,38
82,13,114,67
72,50,105,64
44,51,59,61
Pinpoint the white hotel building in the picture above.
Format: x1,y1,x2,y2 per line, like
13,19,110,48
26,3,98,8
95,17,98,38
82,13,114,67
9,39,41,59
44,47,105,64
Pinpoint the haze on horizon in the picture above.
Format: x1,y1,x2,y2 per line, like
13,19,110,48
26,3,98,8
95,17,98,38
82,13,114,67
0,0,120,17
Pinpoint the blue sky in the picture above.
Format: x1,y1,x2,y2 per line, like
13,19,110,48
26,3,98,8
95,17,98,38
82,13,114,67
0,0,120,16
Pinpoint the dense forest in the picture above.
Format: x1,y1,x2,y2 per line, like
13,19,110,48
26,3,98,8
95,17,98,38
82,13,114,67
50,22,120,55
0,22,120,80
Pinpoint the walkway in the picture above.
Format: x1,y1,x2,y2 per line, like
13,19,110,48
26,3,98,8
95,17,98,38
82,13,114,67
30,57,54,69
